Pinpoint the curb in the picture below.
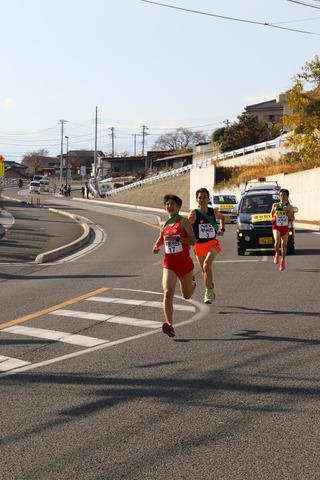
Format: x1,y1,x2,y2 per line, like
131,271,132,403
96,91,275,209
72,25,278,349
34,208,90,264
295,222,320,232
71,196,189,217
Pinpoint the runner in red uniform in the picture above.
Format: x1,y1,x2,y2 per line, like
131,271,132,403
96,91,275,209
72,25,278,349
153,194,196,337
270,188,295,271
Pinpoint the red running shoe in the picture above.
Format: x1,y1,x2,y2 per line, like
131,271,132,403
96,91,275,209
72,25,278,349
280,259,285,271
162,323,175,337
274,253,279,265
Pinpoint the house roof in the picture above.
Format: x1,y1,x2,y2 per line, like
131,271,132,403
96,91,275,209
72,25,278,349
245,99,284,111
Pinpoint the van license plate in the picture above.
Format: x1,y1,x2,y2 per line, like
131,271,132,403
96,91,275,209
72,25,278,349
259,237,273,245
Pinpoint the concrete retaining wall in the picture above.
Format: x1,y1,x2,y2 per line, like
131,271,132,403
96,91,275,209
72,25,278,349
189,165,215,209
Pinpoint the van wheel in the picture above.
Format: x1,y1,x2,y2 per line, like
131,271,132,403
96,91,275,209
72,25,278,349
287,246,295,255
238,247,245,256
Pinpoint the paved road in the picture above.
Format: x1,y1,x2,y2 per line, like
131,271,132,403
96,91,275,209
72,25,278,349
0,188,320,480
0,197,83,263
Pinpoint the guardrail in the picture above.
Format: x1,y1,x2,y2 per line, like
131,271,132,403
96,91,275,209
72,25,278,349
104,137,285,197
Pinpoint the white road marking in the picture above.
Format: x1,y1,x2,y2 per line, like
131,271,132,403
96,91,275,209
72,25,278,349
1,326,108,347
51,309,162,329
261,256,268,262
86,296,195,312
51,309,112,321
313,232,320,235
0,355,30,372
0,292,209,379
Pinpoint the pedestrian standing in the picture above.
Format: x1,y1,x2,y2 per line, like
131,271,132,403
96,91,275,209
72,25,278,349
81,186,85,199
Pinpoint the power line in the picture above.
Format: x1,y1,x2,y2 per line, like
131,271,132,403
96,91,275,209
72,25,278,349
287,0,320,9
140,0,320,35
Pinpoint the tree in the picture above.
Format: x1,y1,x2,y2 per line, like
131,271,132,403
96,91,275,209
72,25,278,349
212,113,279,153
284,55,320,168
153,128,208,151
21,149,49,174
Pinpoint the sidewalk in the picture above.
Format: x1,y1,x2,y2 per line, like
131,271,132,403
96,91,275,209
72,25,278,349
0,199,83,263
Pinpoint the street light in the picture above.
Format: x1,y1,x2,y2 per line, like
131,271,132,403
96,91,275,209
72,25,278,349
65,136,69,186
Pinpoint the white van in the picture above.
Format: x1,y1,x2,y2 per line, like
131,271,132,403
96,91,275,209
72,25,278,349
29,181,41,194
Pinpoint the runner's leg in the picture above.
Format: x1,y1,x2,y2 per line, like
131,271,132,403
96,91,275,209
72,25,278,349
179,270,195,299
280,232,289,270
162,268,177,325
203,249,219,289
273,230,281,261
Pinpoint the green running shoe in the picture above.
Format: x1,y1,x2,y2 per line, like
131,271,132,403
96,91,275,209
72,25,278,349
204,286,215,304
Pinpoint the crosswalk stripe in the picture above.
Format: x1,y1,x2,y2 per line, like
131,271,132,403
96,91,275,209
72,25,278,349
51,309,112,321
50,309,161,329
0,355,30,372
86,296,196,312
106,316,161,329
2,326,108,347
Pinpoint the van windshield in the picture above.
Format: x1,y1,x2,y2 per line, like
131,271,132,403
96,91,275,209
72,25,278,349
213,195,237,204
240,194,278,214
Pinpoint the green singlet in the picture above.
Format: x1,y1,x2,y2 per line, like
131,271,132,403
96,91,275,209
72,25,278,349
161,213,181,231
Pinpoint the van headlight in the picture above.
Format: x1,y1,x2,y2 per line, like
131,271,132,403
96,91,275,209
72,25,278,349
238,222,253,230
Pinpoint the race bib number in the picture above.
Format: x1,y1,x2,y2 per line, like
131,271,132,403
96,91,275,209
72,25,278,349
164,240,183,254
199,223,216,239
275,213,288,227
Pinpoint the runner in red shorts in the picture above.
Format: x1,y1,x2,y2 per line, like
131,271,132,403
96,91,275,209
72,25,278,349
189,188,225,304
271,188,295,271
153,194,196,337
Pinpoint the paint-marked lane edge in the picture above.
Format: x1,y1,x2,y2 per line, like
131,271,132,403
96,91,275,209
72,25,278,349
0,287,109,331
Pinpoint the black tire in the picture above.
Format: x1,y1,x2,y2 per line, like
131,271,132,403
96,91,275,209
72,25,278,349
287,245,295,255
238,247,245,256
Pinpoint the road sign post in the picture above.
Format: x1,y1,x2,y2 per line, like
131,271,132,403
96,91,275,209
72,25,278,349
0,155,5,199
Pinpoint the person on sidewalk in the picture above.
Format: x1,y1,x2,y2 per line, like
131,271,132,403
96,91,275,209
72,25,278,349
153,194,196,338
271,188,295,271
189,188,225,304
81,186,85,199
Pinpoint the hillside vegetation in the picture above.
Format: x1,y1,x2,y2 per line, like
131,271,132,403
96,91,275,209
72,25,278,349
104,172,190,210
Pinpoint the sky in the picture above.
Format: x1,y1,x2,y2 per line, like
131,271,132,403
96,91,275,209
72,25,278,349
1,0,319,161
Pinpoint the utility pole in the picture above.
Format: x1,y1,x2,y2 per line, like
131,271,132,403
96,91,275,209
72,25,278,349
59,120,67,182
94,106,98,179
132,134,138,156
65,136,69,186
109,127,115,157
223,119,230,130
141,125,149,156
141,125,149,176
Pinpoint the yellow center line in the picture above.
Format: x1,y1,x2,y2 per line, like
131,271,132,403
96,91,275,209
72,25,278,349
0,287,109,330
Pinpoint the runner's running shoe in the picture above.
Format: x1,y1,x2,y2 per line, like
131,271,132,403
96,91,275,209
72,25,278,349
204,286,215,304
280,259,285,271
162,323,175,337
274,253,279,264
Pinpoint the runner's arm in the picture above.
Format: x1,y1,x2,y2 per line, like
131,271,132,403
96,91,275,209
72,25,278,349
286,205,295,221
270,203,276,219
153,231,164,253
188,210,196,225
214,208,225,234
181,218,196,246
